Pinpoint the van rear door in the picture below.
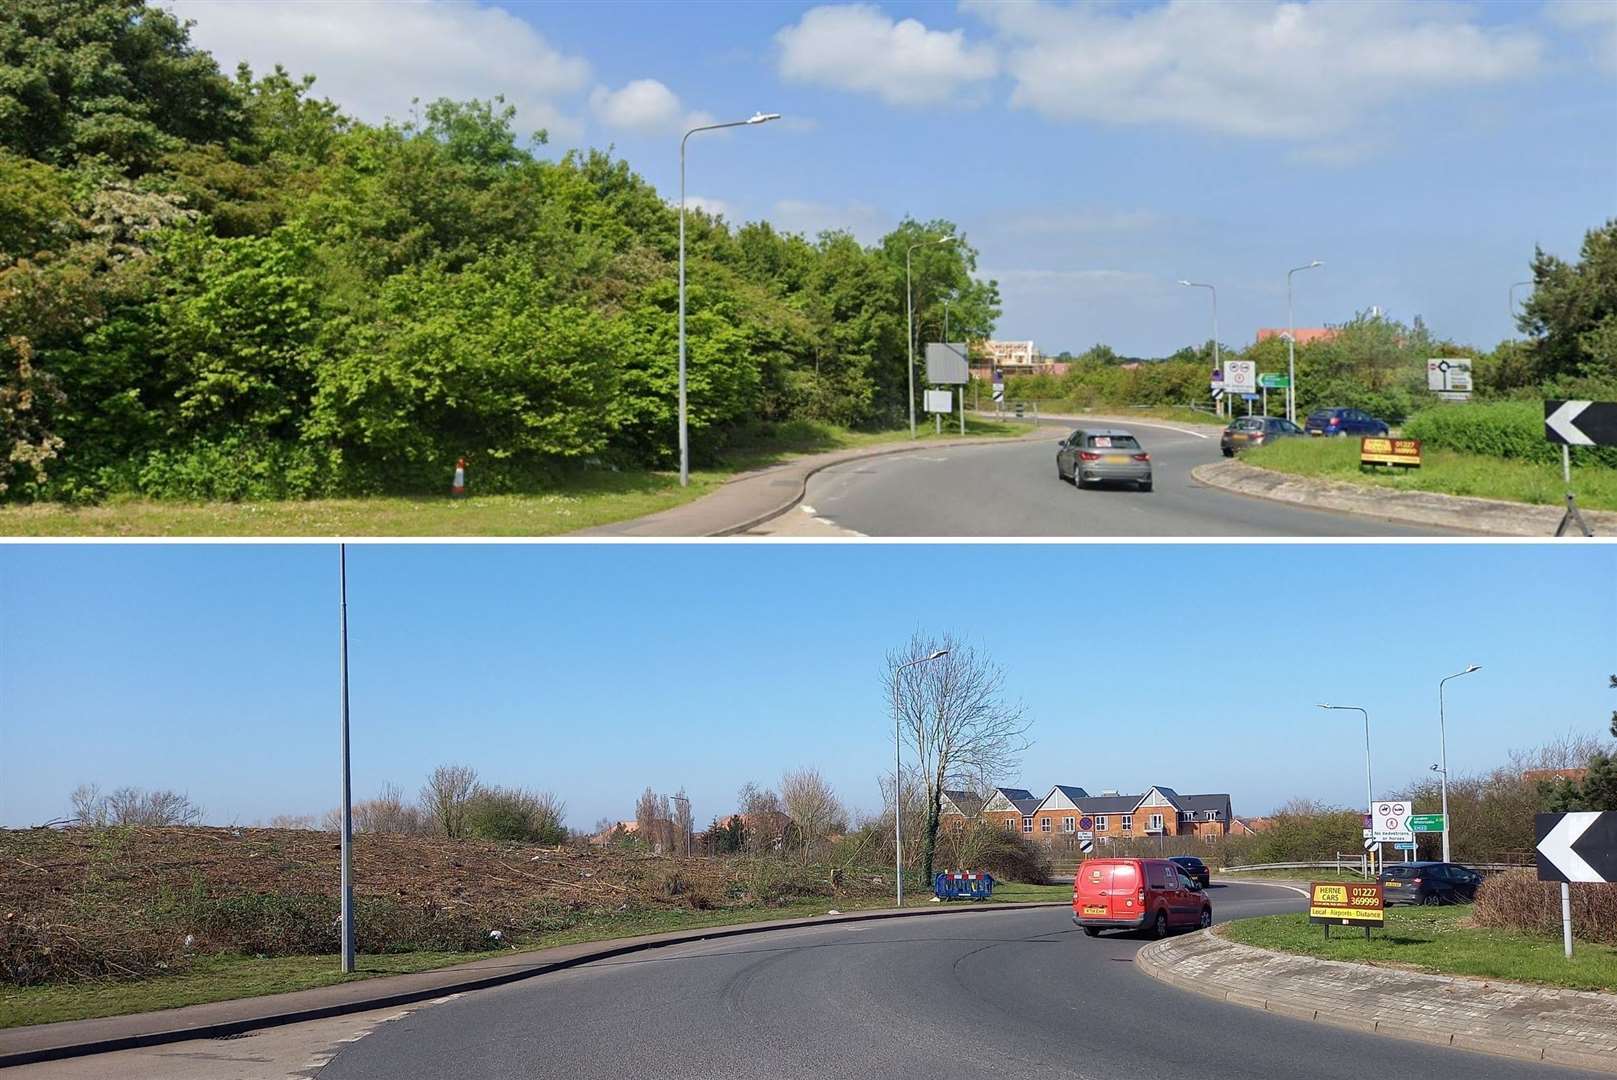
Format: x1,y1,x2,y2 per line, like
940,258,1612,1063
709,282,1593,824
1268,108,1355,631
1075,861,1114,918
1107,861,1140,920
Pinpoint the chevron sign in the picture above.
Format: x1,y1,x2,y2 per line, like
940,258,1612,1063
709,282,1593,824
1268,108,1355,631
1545,400,1617,447
1536,812,1617,884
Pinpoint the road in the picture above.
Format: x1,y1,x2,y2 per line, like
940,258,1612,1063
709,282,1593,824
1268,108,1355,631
314,884,1598,1080
761,420,1466,537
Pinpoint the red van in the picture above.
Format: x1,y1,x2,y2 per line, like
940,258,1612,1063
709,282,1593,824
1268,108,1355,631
1072,857,1212,938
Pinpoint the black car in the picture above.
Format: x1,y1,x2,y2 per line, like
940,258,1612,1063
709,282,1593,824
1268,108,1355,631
1220,415,1305,457
1304,407,1390,437
1379,861,1483,906
1169,855,1211,889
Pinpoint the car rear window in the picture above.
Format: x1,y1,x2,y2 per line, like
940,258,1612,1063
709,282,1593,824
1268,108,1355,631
1384,865,1417,878
1087,435,1141,449
1307,411,1334,422
1232,419,1262,431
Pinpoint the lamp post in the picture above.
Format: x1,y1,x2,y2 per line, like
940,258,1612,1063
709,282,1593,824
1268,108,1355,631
1286,260,1323,423
1318,704,1372,874
1178,281,1218,417
892,649,949,907
1437,665,1480,863
338,545,354,974
678,111,781,486
1510,280,1532,329
907,236,958,439
663,793,692,858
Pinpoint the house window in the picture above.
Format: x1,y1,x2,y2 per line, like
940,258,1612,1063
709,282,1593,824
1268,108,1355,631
1062,816,1075,833
1121,814,1132,832
1181,811,1195,822
1094,815,1108,831
1022,816,1033,833
1003,818,1014,831
1150,813,1164,831
1040,817,1052,832
1204,810,1219,820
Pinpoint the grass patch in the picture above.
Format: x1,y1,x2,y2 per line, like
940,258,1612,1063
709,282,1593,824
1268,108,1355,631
0,890,1050,1028
985,882,1070,902
1219,905,1617,993
0,418,1033,537
1217,868,1364,881
1242,436,1617,512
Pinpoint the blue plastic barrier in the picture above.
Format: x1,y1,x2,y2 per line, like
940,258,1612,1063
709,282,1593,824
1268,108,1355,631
933,871,995,900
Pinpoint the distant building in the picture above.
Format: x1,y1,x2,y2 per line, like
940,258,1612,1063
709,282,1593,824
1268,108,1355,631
982,340,1039,369
1255,327,1338,346
1523,768,1588,786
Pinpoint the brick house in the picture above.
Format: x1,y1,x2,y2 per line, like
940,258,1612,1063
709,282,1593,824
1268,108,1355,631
937,790,985,831
979,787,1041,834
1024,785,1235,844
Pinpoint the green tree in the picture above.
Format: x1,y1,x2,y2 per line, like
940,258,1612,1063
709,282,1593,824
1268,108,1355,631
1520,219,1617,385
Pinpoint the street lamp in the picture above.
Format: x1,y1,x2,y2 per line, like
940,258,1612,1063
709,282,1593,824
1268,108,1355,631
1317,704,1372,873
892,648,949,907
678,111,781,486
662,793,692,858
1178,281,1218,417
1437,665,1481,862
1286,260,1323,423
337,545,354,973
1510,280,1533,329
907,236,958,439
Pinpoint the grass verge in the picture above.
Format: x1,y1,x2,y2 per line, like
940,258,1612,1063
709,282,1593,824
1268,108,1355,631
0,891,1055,1028
0,418,1033,537
1241,436,1617,512
1218,905,1617,993
1216,868,1362,882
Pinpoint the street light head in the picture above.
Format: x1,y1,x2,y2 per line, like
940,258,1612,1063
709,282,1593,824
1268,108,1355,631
747,112,781,124
926,649,950,661
1316,703,1331,710
1310,260,1323,268
936,235,958,246
1177,279,1191,286
1464,664,1480,673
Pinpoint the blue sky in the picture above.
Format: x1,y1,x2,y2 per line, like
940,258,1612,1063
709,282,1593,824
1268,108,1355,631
3,543,1612,830
163,0,1617,356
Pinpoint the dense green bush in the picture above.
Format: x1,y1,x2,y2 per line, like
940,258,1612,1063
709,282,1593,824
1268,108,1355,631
1404,401,1617,468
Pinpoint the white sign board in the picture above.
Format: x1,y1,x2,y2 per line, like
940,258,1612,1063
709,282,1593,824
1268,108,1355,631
924,388,954,414
1224,360,1257,395
925,342,970,385
1427,358,1472,394
1370,799,1413,842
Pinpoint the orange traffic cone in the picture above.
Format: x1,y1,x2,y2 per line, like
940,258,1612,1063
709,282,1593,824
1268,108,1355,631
451,457,466,498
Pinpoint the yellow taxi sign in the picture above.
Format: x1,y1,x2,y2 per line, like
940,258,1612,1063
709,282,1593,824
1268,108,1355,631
1360,436,1421,468
1309,881,1384,927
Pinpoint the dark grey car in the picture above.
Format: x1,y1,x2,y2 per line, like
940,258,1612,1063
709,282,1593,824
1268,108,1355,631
1056,428,1152,491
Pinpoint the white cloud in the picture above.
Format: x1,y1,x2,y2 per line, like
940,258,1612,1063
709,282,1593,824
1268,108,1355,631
966,0,1541,141
588,79,712,135
772,199,888,242
775,4,998,106
166,1,590,142
1547,0,1617,73
683,195,734,220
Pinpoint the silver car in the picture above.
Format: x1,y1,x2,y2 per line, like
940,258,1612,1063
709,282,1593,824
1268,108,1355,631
1056,428,1152,491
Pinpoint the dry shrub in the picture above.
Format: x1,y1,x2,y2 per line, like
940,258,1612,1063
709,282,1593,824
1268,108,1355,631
1472,869,1617,944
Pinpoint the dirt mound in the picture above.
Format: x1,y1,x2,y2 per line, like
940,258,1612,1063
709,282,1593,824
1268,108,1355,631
0,827,892,986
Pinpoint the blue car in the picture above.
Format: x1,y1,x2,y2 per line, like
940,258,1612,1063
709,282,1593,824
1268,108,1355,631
1305,407,1390,437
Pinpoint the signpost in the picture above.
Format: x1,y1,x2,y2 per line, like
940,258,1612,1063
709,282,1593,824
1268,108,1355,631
1224,360,1256,396
925,342,970,435
1078,816,1094,832
1536,811,1617,958
1210,370,1224,417
1427,358,1473,398
1410,814,1444,833
1360,437,1421,469
1079,837,1095,854
1371,800,1413,843
1544,400,1617,537
1309,881,1384,940
1257,372,1288,416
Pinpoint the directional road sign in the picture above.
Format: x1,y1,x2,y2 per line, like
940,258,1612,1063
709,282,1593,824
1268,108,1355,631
1410,814,1444,833
1427,358,1472,394
1545,400,1617,447
1536,812,1617,883
1258,372,1289,389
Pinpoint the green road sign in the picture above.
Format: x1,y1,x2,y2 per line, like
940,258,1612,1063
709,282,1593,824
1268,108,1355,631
1258,373,1290,389
1410,814,1445,832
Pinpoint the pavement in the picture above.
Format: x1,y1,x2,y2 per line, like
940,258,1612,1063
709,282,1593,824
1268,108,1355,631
758,412,1467,537
575,427,1052,537
23,883,1606,1080
1138,924,1617,1074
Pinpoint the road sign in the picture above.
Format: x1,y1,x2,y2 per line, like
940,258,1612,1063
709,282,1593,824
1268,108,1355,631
1078,816,1094,831
925,342,969,385
1371,800,1413,842
1224,360,1256,394
1242,393,1259,401
924,389,953,414
1258,372,1289,389
992,384,1004,403
1545,400,1617,446
1361,436,1421,469
1210,387,1225,400
1308,881,1384,930
1079,837,1095,854
1427,358,1473,394
1364,836,1379,851
1536,812,1617,883
1410,814,1444,833
1075,830,1094,841
1394,842,1416,851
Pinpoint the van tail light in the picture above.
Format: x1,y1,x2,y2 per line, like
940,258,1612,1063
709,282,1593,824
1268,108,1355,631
1132,453,1150,462
1329,416,1340,426
1079,451,1101,461
1137,888,1146,904
1411,877,1422,885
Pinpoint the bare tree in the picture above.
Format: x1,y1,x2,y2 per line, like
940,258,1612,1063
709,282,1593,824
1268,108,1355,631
71,785,204,826
886,632,1030,884
420,765,479,838
737,782,787,854
268,813,317,830
781,768,843,859
671,788,694,857
634,787,663,852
